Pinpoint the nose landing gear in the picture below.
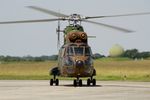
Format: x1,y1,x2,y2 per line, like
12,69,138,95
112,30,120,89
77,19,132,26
73,76,83,86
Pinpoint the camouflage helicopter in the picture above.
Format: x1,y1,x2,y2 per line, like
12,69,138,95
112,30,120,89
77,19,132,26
0,6,150,86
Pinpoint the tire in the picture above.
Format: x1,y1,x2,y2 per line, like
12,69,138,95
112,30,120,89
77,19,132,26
92,79,96,86
73,80,77,86
79,79,82,86
50,79,53,86
55,79,59,86
87,78,91,86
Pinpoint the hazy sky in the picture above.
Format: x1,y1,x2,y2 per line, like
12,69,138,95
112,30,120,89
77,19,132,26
0,0,150,56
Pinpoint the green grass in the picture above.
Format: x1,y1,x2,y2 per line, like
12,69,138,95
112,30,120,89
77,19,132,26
96,57,131,61
0,61,53,80
94,59,150,81
0,58,150,81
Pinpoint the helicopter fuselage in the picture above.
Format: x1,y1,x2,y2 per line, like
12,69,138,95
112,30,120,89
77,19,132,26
58,43,95,77
50,24,96,86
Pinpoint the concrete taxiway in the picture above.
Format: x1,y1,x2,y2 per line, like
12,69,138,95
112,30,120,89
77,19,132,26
0,80,150,100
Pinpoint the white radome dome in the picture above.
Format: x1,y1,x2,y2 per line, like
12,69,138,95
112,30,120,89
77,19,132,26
109,44,124,57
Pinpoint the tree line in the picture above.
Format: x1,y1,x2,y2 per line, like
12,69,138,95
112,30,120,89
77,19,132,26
93,49,150,59
122,49,150,59
0,55,58,62
0,49,150,62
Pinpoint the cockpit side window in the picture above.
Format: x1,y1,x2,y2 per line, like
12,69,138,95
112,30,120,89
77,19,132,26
85,47,92,56
67,47,74,56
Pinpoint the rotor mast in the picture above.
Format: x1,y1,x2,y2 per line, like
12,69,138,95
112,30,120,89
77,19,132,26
68,14,82,25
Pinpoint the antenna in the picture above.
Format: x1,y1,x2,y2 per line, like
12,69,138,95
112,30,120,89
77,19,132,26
56,19,61,49
56,10,61,49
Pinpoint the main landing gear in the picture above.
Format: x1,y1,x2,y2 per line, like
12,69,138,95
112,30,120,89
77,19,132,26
87,76,96,86
50,75,59,86
49,67,60,86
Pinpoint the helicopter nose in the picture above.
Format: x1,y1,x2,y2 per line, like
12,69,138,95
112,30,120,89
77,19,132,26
76,60,84,67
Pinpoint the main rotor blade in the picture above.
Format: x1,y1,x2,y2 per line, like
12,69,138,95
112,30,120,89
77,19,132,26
85,12,150,19
83,19,133,33
27,6,69,17
0,18,60,24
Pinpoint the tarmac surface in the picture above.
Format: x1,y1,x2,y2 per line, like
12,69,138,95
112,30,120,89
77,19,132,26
0,80,150,100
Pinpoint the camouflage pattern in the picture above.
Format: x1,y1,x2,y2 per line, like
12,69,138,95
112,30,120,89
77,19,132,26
57,43,95,77
50,24,96,78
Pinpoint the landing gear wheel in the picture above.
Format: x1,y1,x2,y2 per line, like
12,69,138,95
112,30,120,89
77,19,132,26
73,79,77,86
50,75,59,86
79,79,82,86
50,79,53,86
92,79,96,86
55,79,59,86
87,78,91,86
87,76,96,86
73,75,83,87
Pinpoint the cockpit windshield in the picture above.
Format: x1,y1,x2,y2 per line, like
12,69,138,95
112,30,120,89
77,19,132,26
74,47,84,56
67,46,92,56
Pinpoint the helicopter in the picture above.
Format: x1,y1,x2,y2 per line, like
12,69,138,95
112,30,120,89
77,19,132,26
0,6,150,86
